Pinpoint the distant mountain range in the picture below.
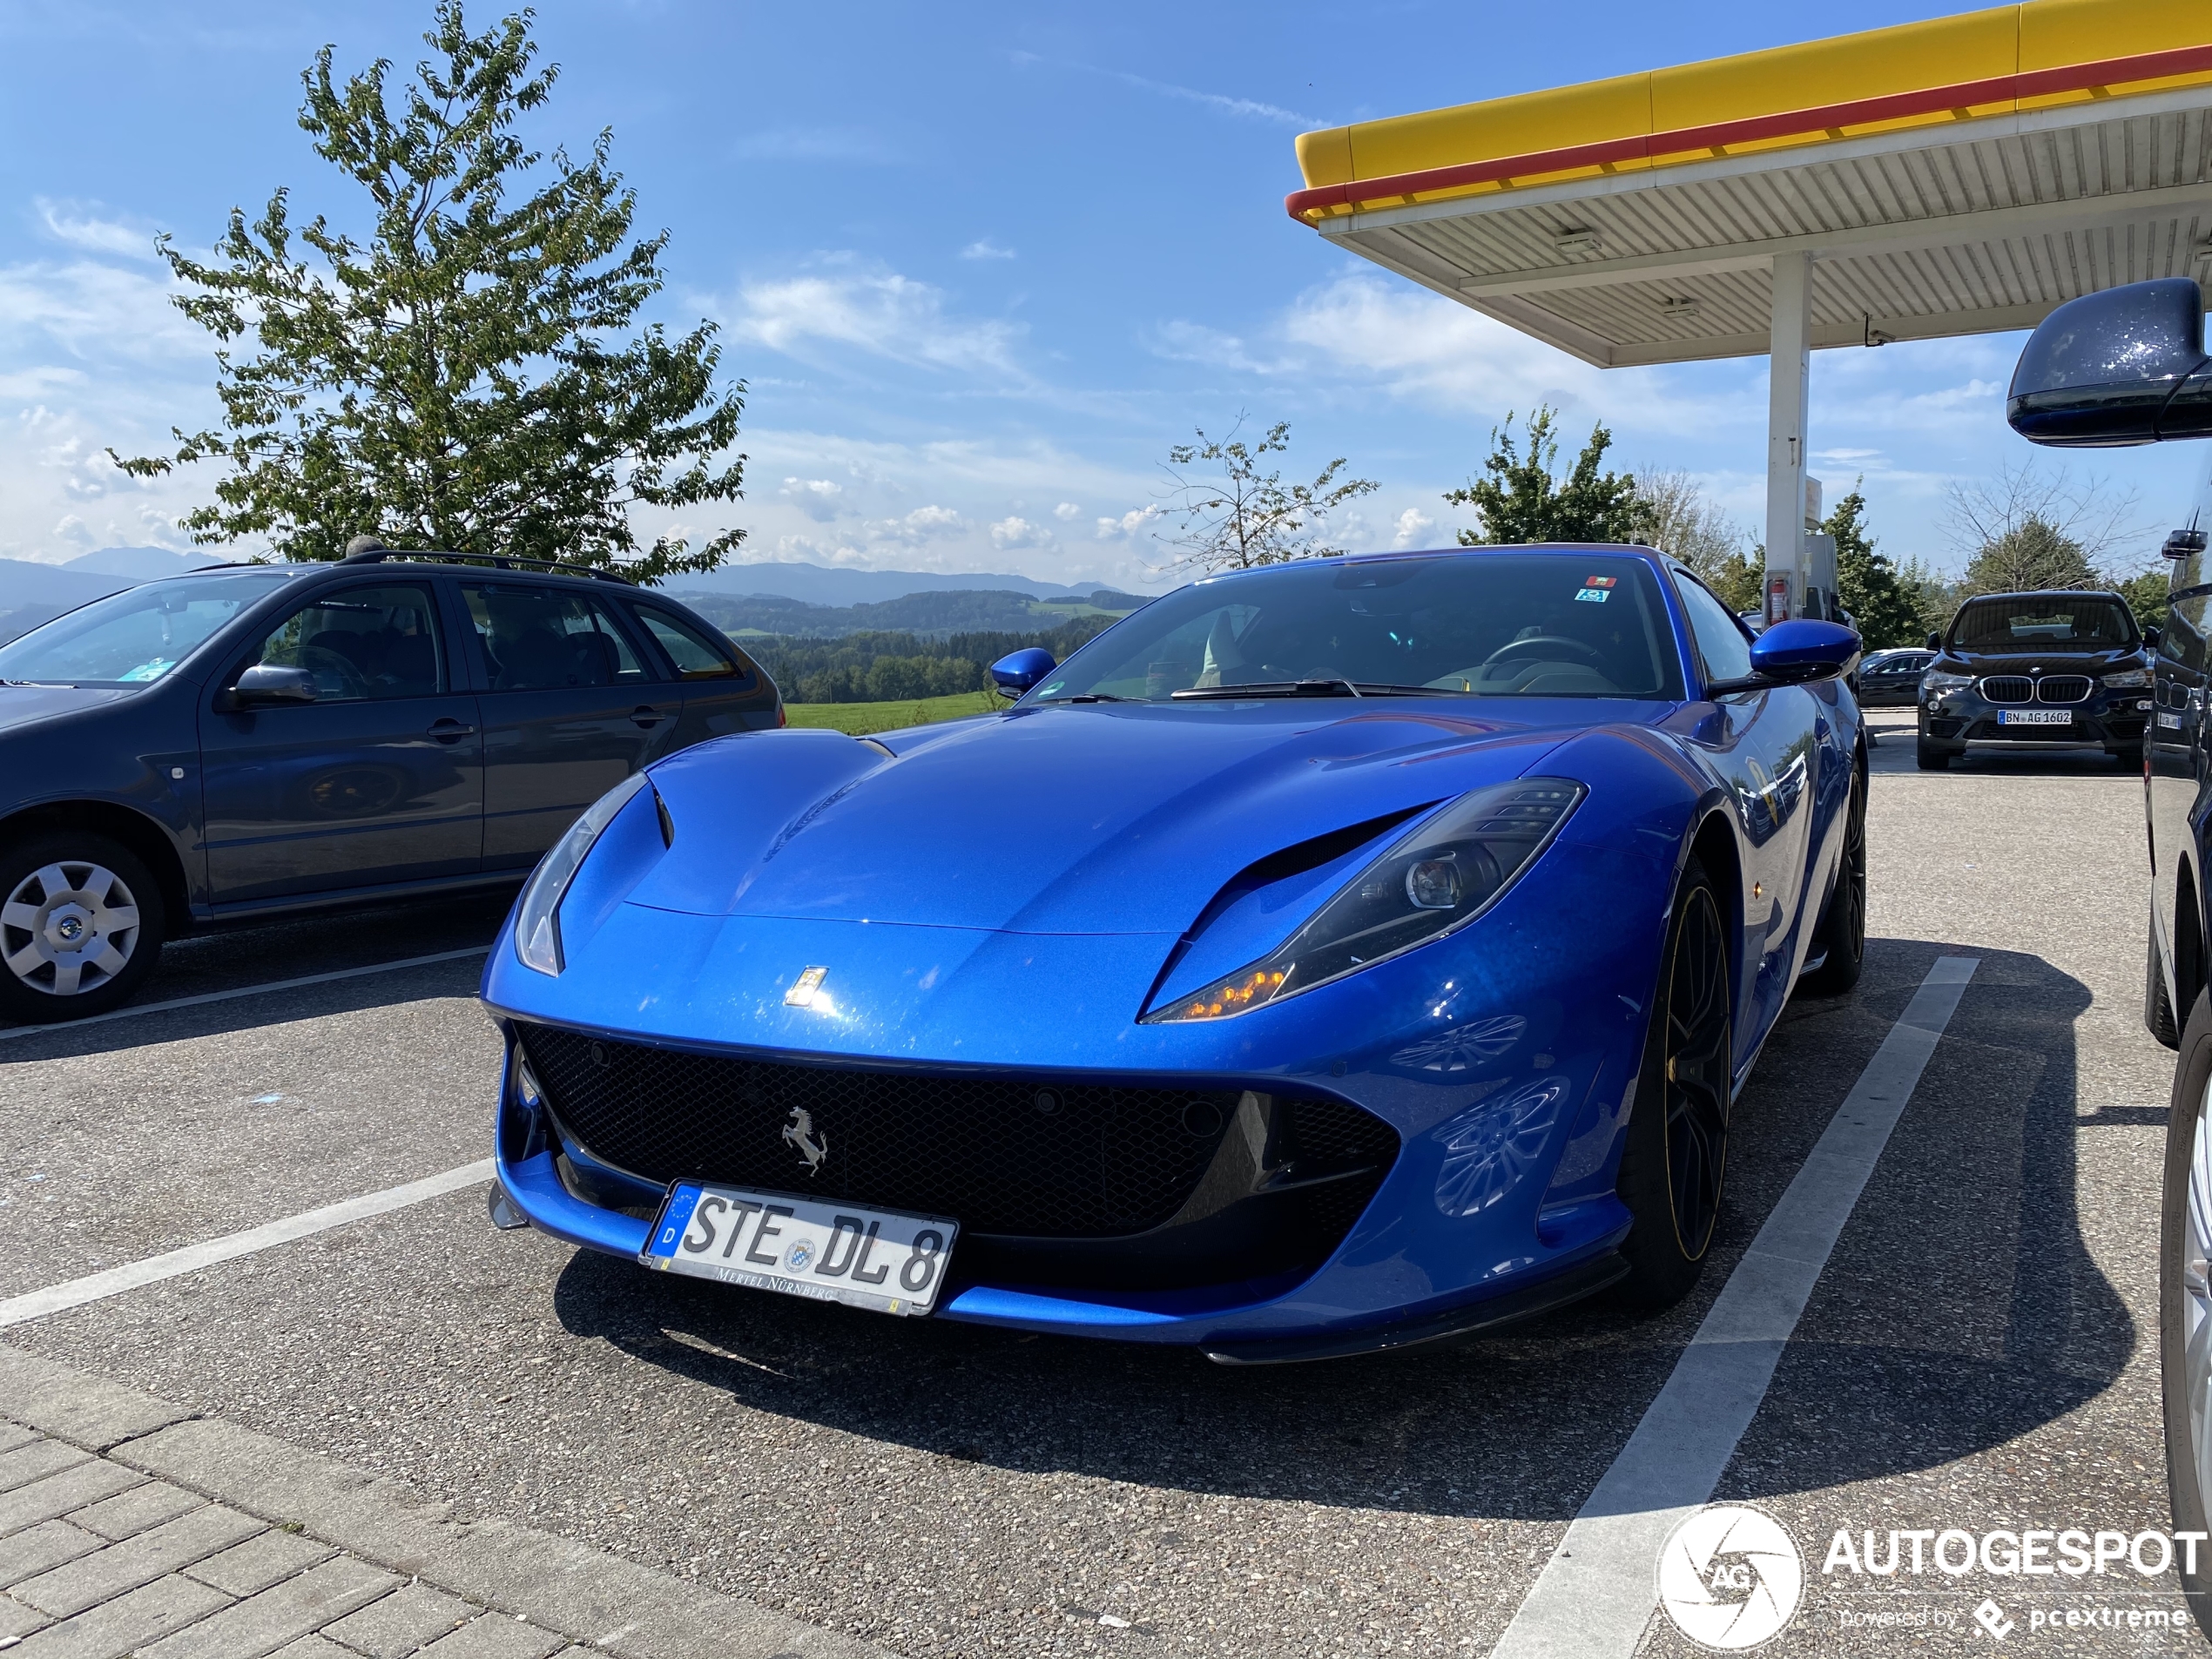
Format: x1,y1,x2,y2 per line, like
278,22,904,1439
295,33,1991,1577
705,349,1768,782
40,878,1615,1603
682,586,1145,639
663,560,1124,606
0,547,1150,648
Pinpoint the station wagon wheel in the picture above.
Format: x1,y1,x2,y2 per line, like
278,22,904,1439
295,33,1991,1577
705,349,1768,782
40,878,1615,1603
1616,856,1733,1309
0,833,165,1024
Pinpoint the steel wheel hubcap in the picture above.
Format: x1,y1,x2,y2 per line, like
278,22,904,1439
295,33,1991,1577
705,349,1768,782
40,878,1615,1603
2187,1080,2212,1513
1663,887,1731,1259
1,861,141,997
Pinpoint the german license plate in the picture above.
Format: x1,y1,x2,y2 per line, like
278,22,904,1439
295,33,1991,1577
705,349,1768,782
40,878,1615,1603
641,1183,957,1316
1997,708,2070,726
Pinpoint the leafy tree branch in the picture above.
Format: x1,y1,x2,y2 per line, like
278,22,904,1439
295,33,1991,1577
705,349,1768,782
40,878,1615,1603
111,2,746,583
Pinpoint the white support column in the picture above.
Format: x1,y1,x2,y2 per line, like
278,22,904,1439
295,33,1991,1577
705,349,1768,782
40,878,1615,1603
1764,251,1813,624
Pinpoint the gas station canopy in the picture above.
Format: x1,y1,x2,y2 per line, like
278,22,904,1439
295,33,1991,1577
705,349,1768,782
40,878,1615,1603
1287,0,2212,620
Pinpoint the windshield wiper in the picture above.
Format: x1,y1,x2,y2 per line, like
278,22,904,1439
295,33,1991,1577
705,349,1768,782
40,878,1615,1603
1041,691,1141,704
1172,678,1364,701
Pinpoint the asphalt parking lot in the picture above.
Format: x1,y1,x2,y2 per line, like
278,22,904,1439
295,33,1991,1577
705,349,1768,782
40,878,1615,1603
0,711,2191,1656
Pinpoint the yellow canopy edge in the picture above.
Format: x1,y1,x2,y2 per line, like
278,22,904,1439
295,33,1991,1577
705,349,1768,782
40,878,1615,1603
1294,0,2212,218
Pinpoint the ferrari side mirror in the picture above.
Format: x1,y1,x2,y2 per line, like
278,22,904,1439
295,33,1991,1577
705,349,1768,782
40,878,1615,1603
989,647,1056,698
2007,278,2212,447
1746,618,1859,685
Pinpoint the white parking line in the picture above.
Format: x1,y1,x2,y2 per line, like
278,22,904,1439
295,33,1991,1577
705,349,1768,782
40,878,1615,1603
0,1160,495,1330
0,946,490,1043
1490,955,1979,1659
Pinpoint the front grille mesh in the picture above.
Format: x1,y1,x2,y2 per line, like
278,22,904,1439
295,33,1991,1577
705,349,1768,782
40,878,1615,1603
1977,673,2095,705
516,1023,1397,1239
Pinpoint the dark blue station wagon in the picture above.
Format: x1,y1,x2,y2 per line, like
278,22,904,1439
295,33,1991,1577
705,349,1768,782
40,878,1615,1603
0,549,780,1023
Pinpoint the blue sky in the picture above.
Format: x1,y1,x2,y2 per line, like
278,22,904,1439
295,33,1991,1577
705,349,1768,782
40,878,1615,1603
0,0,2201,591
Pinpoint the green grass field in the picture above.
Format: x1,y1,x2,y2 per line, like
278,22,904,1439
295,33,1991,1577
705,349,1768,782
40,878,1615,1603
781,688,1001,735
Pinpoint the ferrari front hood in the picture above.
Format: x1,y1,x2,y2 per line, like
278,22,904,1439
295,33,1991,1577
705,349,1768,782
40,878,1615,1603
627,701,1615,935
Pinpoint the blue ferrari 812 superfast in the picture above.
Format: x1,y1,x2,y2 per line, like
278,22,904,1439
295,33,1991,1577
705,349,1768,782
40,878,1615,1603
482,545,1865,1362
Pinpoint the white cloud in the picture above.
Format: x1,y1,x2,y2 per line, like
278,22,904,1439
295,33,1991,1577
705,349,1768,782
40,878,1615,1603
1014,54,1323,128
1146,319,1298,375
730,266,1024,376
867,504,971,546
961,239,1015,260
34,199,159,261
1096,505,1162,540
1053,502,1080,520
1392,508,1435,549
779,476,845,521
989,515,1052,550
0,258,202,361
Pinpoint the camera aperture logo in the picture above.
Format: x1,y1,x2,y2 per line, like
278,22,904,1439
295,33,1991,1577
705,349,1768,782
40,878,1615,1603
1657,1504,1805,1650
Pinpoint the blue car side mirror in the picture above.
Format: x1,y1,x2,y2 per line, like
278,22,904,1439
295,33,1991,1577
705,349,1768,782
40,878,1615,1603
1744,619,1859,685
989,648,1056,698
2007,278,2212,448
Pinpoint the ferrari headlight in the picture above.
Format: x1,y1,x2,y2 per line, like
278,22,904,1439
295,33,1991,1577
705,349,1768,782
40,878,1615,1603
2103,667,2152,688
1147,778,1584,1022
515,772,651,975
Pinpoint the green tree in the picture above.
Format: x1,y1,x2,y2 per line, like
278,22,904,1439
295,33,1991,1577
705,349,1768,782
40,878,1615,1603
114,3,746,581
2113,568,2170,632
1958,516,2101,596
1893,556,1959,643
1704,547,1766,616
1820,482,1921,648
1632,467,1760,610
1155,417,1377,573
1446,405,1643,545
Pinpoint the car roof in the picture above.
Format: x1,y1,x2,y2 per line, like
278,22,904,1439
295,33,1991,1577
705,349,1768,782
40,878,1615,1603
1192,543,1675,586
131,558,661,597
1954,588,2128,603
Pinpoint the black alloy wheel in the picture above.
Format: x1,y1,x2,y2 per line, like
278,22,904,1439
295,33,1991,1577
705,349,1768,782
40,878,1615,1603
1800,761,1867,997
1616,856,1733,1309
2152,915,2182,1049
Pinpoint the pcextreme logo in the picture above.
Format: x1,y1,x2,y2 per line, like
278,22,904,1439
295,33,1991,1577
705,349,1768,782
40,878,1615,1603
1657,1505,1805,1650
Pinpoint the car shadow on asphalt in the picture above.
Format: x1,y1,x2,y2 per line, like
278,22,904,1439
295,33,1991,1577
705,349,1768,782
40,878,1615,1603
545,935,2128,1522
0,887,515,1059
0,950,495,1067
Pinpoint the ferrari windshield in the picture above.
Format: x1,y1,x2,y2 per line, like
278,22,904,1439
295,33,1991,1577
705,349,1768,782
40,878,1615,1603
1033,554,1685,702
1949,595,2136,653
0,570,297,686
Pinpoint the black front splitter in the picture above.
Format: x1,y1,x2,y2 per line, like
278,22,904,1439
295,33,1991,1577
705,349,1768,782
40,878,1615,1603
1201,1251,1628,1366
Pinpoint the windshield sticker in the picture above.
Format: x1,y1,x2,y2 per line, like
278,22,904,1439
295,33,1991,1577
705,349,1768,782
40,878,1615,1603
1581,575,1616,588
1574,588,1610,604
118,658,176,683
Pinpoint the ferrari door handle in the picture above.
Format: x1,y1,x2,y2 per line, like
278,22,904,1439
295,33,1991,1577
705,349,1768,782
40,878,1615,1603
631,705,664,728
427,718,475,743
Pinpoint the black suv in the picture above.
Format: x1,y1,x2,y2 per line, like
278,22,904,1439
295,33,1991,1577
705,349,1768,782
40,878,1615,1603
1916,588,2151,771
0,550,781,1022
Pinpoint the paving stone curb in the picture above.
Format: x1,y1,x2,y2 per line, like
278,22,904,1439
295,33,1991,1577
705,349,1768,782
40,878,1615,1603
0,1345,887,1659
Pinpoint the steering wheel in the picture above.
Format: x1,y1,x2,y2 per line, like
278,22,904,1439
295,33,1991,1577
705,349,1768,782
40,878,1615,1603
1481,635,1605,668
295,645,370,701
